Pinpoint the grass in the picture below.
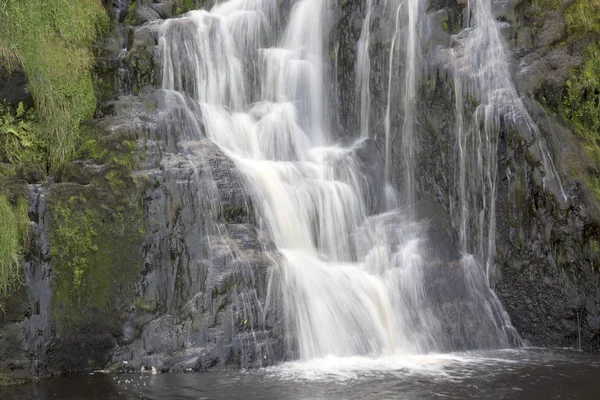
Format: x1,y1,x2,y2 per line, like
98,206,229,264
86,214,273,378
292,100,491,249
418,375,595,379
0,0,108,172
0,195,28,309
564,1,600,36
559,1,600,199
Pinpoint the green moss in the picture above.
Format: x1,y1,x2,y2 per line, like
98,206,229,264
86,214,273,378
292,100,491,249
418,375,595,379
127,1,136,24
0,373,32,386
175,0,207,15
440,20,449,34
531,0,559,10
49,195,100,303
48,183,144,328
134,298,157,313
564,1,600,37
0,0,108,171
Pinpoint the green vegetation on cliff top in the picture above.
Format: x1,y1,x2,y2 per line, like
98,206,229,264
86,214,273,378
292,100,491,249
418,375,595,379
0,0,108,172
560,0,600,199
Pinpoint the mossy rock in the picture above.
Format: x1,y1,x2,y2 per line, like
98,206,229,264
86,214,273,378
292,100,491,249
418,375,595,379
45,171,146,371
0,372,34,386
125,26,159,94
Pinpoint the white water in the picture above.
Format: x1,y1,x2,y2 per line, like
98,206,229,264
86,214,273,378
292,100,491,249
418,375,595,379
400,0,422,210
450,0,564,283
159,0,442,360
155,0,546,368
379,0,424,206
356,0,373,139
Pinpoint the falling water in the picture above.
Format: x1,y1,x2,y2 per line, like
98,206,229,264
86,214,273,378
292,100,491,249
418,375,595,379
380,0,423,208
156,0,530,363
452,0,565,270
449,0,568,345
356,0,373,138
400,0,421,210
383,0,402,184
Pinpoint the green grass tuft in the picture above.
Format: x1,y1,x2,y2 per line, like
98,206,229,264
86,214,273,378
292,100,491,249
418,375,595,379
0,0,108,172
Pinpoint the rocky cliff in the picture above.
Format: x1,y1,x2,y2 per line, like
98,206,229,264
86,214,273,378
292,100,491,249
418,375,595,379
0,0,599,385
332,0,600,350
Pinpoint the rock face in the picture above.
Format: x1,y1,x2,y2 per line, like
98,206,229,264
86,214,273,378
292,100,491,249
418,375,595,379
1,1,285,380
1,0,600,384
331,0,600,350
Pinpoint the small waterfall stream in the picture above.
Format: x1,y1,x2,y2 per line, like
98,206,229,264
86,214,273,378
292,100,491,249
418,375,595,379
154,0,565,364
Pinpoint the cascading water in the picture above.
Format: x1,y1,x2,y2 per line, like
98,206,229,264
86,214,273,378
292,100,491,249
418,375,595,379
159,0,443,360
356,0,373,139
376,0,425,209
155,0,546,364
447,0,567,346
451,0,565,268
399,0,422,211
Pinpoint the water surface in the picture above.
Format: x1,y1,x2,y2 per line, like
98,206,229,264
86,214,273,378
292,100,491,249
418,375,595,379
3,349,599,399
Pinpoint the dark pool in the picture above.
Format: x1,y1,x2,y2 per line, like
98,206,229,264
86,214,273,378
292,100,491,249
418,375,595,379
2,349,599,399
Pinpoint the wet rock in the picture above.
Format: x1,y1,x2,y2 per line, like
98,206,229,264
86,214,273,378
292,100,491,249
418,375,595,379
415,196,459,264
124,24,162,94
349,138,386,214
334,0,600,351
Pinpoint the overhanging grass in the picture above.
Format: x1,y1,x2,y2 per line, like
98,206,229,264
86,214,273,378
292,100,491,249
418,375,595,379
0,0,108,171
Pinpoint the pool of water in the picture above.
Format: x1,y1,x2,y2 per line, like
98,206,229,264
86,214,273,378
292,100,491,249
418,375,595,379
2,349,599,399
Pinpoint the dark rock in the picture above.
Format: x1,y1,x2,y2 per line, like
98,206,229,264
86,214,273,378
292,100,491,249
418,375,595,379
349,138,386,214
0,67,32,106
415,195,460,264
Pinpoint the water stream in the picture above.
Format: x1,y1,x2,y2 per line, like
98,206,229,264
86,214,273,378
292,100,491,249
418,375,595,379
154,0,563,367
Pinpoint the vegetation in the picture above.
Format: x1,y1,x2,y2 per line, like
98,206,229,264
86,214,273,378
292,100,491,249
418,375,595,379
564,1,600,36
0,0,108,172
0,194,28,310
0,102,45,170
175,0,208,15
48,184,144,326
50,195,101,302
560,1,600,199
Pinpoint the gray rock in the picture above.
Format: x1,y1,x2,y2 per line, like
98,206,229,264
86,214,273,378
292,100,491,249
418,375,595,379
133,4,161,25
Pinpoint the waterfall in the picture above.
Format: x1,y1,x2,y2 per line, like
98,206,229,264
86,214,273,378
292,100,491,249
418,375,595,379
378,0,424,208
155,0,540,362
356,0,373,139
448,0,568,345
400,0,421,211
383,1,403,185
